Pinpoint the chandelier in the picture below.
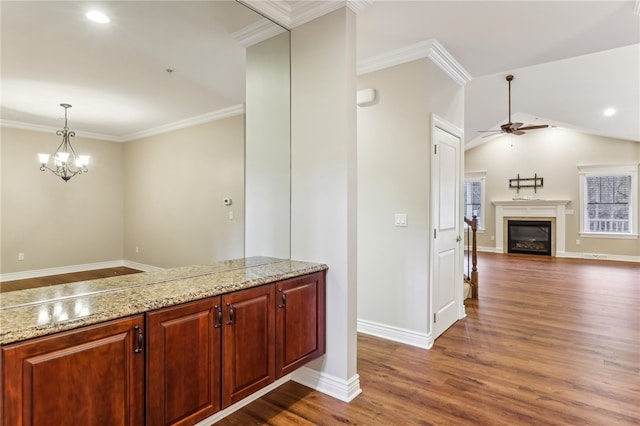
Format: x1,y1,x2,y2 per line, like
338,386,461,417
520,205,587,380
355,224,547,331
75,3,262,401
38,103,90,182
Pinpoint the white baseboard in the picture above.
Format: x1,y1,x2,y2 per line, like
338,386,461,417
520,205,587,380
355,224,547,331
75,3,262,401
559,251,640,263
357,318,433,349
477,247,639,263
1,259,163,282
292,367,362,403
1,260,125,282
195,375,292,426
122,260,164,272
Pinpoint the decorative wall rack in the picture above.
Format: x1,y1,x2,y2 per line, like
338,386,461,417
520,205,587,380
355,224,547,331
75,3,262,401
509,173,543,193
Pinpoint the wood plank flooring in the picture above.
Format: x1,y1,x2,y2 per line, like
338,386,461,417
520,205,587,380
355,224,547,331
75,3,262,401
0,267,141,293
1,254,637,424
217,253,639,425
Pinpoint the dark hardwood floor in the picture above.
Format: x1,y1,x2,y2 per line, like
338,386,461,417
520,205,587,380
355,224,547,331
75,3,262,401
217,253,640,425
0,266,141,293
1,254,637,424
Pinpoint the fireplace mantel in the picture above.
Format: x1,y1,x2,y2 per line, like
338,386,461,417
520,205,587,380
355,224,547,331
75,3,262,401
492,200,571,256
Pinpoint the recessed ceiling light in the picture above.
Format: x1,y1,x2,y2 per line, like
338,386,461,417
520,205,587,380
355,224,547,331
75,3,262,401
603,107,616,117
86,11,110,24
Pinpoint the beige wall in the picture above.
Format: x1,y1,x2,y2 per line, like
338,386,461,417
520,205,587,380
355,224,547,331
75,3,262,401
1,115,245,275
290,7,359,397
357,59,464,337
465,128,640,259
245,31,291,259
123,116,245,269
1,127,124,273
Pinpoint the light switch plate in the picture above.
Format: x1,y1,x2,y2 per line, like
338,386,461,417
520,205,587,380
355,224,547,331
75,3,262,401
394,213,408,227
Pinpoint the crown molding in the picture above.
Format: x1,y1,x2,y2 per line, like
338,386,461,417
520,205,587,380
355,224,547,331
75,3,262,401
0,119,122,142
1,105,245,143
122,104,244,142
240,0,372,29
239,1,293,28
357,39,471,86
232,17,287,47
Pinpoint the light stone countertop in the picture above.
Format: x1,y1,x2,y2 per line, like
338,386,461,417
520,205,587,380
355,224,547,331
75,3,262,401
0,257,328,345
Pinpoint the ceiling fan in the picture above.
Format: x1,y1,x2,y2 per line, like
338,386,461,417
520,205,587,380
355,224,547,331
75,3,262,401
479,74,549,137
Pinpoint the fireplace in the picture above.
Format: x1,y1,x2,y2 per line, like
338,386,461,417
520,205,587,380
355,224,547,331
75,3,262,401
507,220,552,256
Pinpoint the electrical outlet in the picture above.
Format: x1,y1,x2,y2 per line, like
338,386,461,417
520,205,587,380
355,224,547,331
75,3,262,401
490,235,495,241
135,246,139,253
575,239,580,245
18,253,25,261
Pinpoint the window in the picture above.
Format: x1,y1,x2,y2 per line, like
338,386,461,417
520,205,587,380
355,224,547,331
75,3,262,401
578,164,638,238
464,171,486,230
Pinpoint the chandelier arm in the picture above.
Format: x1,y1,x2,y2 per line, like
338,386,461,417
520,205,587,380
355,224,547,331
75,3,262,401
39,103,88,182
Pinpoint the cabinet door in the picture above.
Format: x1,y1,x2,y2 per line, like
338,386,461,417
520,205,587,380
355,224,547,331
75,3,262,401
2,315,144,426
222,285,275,408
275,271,326,377
146,297,222,426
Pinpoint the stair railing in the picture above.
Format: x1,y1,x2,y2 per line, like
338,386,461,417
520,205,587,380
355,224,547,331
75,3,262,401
464,215,479,299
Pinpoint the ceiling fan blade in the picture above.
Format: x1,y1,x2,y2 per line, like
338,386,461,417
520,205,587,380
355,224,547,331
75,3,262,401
512,130,526,135
478,130,503,133
510,122,524,130
518,124,549,131
482,133,503,139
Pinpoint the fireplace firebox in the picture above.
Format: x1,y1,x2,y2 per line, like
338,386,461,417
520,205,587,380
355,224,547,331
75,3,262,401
507,220,552,256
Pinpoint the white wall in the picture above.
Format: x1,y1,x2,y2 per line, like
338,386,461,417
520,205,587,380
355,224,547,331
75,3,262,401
290,8,360,401
357,58,464,346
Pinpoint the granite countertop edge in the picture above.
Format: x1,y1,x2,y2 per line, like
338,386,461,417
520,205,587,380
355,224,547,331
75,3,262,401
0,258,328,345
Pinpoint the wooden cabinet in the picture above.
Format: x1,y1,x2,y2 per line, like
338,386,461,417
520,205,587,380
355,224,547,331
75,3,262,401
146,297,222,426
1,315,144,426
275,271,326,378
221,284,275,408
1,270,326,426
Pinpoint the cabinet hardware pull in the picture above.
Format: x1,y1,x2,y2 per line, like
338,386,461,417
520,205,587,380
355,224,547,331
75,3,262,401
134,325,143,353
214,305,223,328
279,292,286,308
226,304,235,325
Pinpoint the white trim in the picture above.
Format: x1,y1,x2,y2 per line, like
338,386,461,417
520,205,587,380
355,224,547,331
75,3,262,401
358,39,471,86
1,260,124,282
579,232,638,240
0,119,122,142
122,105,244,142
559,251,640,263
477,247,639,263
430,113,466,332
492,200,570,254
464,170,487,229
577,163,639,236
1,260,163,282
195,375,292,425
239,0,371,30
291,367,362,403
122,260,164,272
231,18,286,47
357,318,433,349
1,105,245,143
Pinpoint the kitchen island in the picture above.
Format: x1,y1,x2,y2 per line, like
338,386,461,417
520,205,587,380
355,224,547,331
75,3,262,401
1,256,327,425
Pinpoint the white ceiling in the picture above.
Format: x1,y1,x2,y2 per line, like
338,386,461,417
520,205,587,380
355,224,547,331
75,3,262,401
2,0,639,144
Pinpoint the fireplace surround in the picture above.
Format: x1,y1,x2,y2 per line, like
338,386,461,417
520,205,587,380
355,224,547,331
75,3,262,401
492,200,570,257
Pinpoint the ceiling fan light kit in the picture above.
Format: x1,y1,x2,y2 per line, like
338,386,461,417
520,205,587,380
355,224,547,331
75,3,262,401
479,74,550,137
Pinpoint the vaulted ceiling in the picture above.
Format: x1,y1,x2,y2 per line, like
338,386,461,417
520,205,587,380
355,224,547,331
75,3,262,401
2,1,639,144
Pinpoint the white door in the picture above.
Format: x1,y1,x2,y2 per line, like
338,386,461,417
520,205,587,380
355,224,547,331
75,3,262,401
431,115,463,340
